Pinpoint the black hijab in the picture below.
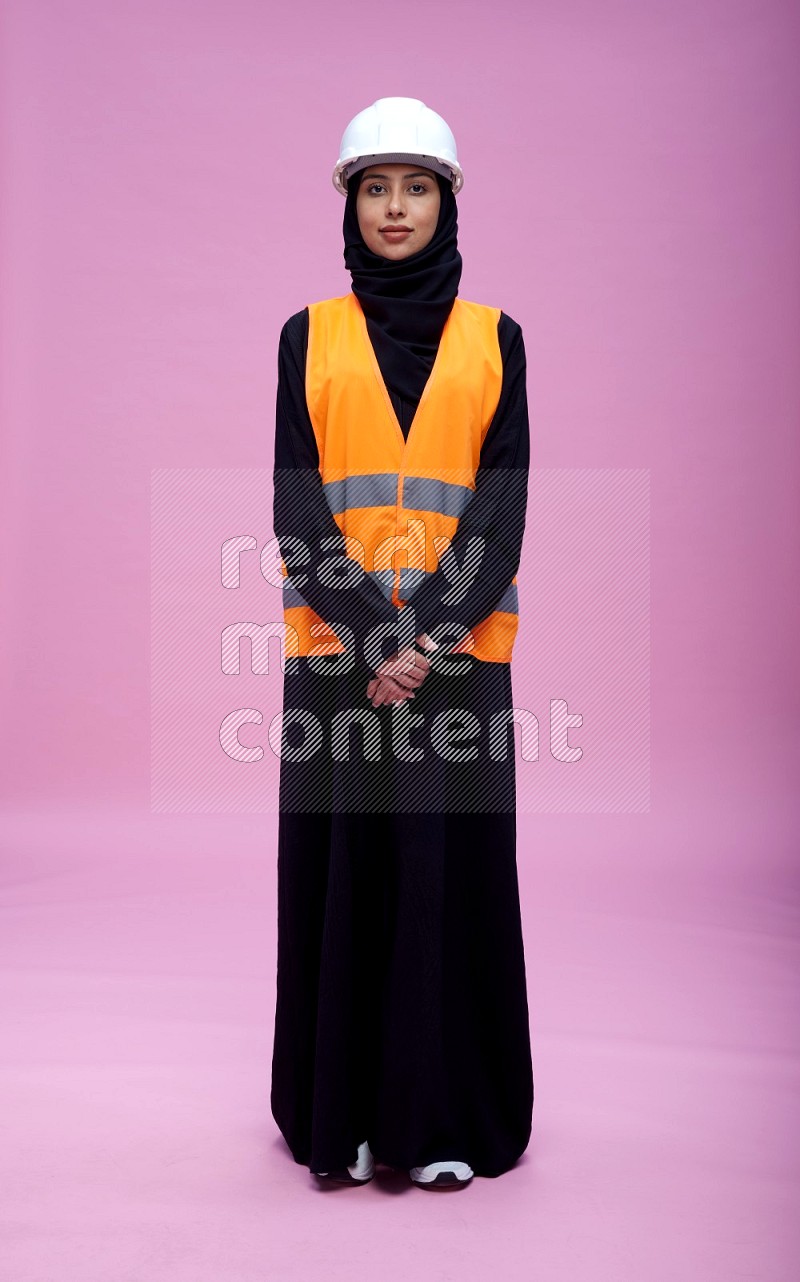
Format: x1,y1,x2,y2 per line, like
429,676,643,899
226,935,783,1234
342,170,462,407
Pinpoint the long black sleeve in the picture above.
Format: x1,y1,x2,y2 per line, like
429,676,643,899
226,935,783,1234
399,313,530,649
273,310,401,668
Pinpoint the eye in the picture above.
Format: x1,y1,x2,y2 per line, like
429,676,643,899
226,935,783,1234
409,183,426,194
365,182,385,195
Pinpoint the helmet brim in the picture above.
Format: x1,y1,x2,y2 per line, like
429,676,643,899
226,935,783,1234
332,153,464,196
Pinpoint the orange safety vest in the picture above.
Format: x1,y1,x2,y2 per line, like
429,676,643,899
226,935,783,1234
279,292,520,662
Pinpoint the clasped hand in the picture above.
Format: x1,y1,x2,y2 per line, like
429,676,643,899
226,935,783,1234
366,634,437,708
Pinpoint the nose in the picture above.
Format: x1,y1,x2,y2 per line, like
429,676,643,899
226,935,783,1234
385,186,406,217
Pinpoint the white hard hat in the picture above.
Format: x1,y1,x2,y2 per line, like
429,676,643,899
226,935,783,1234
333,97,464,196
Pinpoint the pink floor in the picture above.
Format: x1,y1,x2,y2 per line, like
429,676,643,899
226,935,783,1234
1,793,797,1282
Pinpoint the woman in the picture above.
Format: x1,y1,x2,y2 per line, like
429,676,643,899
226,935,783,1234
270,97,534,1189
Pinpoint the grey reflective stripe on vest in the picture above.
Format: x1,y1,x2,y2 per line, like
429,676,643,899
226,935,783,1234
281,583,311,609
322,472,399,515
366,565,429,601
401,475,475,518
284,571,518,615
396,572,518,614
387,567,519,614
397,565,428,595
366,568,396,600
322,472,475,519
495,581,518,614
281,568,425,607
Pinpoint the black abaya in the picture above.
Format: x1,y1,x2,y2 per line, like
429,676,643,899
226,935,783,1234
269,306,534,1177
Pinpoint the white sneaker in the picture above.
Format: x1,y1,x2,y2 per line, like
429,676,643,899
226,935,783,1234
314,1140,375,1184
409,1160,474,1188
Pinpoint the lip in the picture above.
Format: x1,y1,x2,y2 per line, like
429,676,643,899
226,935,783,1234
380,227,412,236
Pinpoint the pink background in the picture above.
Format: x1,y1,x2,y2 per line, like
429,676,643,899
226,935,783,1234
1,0,799,1278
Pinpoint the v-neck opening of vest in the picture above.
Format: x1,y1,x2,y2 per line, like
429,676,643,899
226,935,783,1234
351,294,452,461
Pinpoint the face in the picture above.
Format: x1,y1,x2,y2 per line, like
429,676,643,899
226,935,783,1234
355,164,441,260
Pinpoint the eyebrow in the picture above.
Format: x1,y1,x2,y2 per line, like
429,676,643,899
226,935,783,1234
360,171,433,181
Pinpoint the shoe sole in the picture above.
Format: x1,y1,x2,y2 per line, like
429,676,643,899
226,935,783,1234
312,1168,374,1184
411,1170,473,1189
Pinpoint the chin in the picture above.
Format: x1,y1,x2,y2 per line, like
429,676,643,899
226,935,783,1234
368,237,414,260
